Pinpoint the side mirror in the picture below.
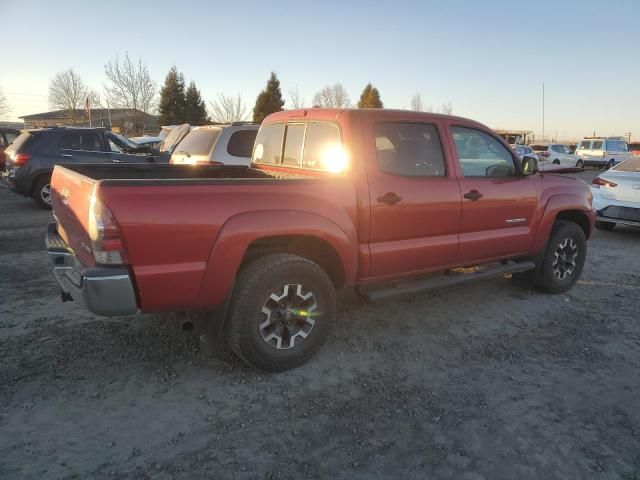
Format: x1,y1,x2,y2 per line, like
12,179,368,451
522,155,539,175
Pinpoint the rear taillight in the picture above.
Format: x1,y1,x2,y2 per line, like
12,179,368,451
592,177,617,188
88,193,129,265
13,153,31,166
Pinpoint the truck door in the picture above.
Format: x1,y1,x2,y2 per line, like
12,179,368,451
364,118,462,278
448,124,538,264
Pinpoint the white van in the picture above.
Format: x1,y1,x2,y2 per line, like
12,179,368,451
576,137,633,169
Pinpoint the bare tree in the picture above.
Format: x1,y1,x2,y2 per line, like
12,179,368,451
410,93,424,112
0,86,10,120
288,86,305,109
312,83,351,108
441,101,453,115
209,93,248,123
48,69,87,124
104,52,157,131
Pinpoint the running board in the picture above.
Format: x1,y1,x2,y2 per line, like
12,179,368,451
359,261,536,303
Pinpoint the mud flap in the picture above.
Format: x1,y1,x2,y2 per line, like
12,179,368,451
199,294,232,360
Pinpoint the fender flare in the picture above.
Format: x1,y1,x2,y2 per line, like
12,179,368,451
531,193,594,254
196,210,358,308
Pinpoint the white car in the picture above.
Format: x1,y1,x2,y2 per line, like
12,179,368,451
170,123,259,166
576,137,633,169
591,156,640,230
511,144,539,163
531,143,584,170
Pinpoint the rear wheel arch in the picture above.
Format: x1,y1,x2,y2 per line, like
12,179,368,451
240,235,346,289
30,171,53,198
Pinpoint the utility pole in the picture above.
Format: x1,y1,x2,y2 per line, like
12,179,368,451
542,83,545,141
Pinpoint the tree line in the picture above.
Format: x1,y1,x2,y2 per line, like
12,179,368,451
43,53,453,129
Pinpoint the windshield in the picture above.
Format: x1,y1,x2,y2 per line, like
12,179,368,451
174,128,220,156
614,157,640,172
110,133,138,150
577,141,591,150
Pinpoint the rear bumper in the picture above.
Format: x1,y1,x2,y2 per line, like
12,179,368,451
46,222,138,316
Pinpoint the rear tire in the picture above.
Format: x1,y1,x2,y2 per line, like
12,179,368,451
595,221,615,231
225,253,336,372
575,159,584,168
607,159,615,169
33,176,52,210
535,220,586,294
553,159,560,165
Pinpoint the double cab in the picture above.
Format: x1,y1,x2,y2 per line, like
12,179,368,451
46,109,595,371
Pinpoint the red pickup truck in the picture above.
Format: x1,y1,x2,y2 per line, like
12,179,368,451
46,109,595,371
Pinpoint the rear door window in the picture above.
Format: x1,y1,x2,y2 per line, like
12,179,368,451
227,129,258,158
374,123,446,177
59,132,103,151
253,123,285,164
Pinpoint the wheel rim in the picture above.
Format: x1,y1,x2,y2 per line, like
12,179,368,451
40,184,52,205
552,237,579,280
259,284,317,349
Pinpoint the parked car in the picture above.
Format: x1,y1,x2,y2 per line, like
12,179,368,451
531,143,584,170
0,127,20,171
170,123,259,166
511,144,539,164
591,156,640,230
3,127,162,208
45,108,595,371
628,142,640,155
576,137,633,169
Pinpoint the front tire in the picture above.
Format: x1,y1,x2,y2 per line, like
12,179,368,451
575,159,584,169
607,159,615,170
595,221,615,231
33,176,52,209
225,253,336,372
535,220,586,294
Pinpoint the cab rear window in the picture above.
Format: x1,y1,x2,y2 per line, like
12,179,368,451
253,122,342,172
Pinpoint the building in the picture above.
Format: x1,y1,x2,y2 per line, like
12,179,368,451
20,109,159,136
494,129,534,145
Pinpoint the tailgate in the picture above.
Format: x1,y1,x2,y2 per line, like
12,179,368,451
50,166,97,267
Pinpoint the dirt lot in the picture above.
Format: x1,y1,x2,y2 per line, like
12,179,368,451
1,170,639,480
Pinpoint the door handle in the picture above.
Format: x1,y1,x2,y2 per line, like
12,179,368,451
463,190,483,201
112,159,124,163
60,154,73,158
377,192,402,205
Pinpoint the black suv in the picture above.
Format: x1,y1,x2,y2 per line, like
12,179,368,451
3,127,160,208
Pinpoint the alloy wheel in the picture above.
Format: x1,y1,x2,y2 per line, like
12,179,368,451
259,284,317,349
40,184,52,206
552,237,579,280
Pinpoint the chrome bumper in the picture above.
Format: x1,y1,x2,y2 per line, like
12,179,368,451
45,222,138,316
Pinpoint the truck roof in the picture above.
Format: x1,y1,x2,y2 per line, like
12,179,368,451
265,108,482,127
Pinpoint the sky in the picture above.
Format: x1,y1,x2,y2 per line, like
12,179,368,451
1,0,638,140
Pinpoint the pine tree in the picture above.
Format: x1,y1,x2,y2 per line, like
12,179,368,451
253,72,285,123
158,66,186,125
357,83,383,109
184,81,208,125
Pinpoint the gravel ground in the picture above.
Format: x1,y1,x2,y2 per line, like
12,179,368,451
1,171,639,480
